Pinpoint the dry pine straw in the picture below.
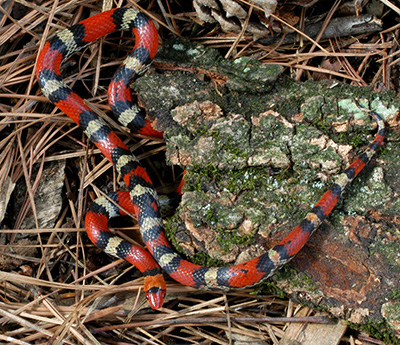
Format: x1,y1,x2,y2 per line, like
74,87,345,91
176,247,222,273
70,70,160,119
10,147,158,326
0,0,398,343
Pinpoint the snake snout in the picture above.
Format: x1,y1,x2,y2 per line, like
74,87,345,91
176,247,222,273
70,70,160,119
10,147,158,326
145,288,166,309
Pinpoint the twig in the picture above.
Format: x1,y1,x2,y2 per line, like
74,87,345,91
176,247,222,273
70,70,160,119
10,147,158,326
258,14,383,46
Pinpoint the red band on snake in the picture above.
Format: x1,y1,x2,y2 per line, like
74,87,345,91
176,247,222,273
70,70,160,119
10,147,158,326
36,7,385,310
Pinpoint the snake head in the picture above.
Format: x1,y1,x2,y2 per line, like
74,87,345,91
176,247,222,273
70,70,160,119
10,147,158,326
144,274,166,309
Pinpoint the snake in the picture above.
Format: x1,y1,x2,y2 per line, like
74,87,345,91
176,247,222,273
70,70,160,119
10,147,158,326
36,7,385,310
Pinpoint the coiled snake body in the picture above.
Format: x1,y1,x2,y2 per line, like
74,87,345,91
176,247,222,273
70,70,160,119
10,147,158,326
36,8,385,309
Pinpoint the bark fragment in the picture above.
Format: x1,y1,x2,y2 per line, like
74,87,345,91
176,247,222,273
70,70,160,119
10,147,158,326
134,38,400,335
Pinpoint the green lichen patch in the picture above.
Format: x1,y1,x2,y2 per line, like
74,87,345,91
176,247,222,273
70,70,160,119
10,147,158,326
291,123,345,181
301,95,325,124
380,141,400,196
167,102,297,170
383,302,400,322
344,167,392,214
181,190,243,230
173,157,345,261
157,38,282,94
381,302,400,339
369,238,400,273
